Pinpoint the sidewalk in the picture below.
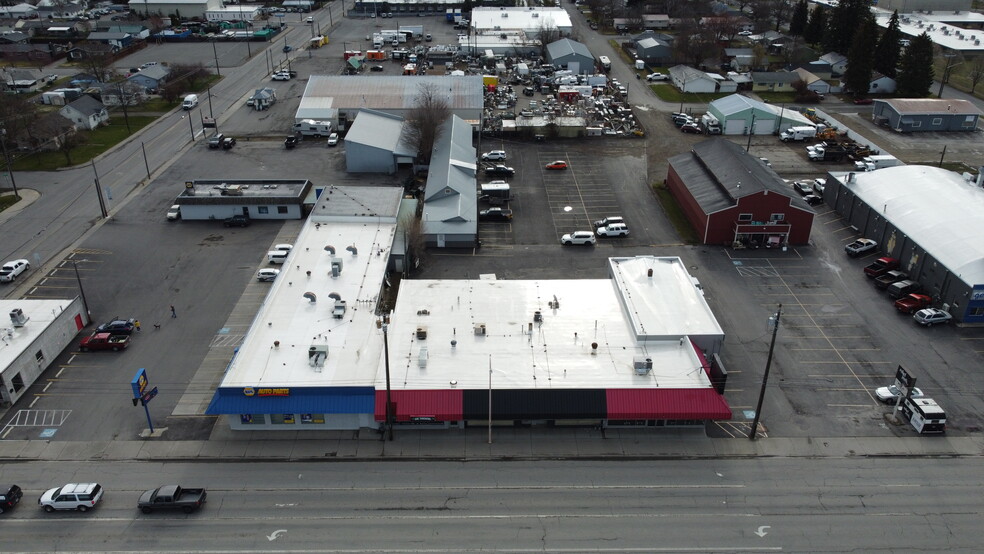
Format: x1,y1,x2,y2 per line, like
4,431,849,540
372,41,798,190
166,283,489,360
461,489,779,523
0,189,40,225
1,428,980,462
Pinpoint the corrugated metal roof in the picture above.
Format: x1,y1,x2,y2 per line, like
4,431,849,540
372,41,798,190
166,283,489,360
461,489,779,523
345,108,412,154
423,115,477,236
668,138,796,214
606,389,731,420
878,98,981,116
301,75,483,112
375,389,463,421
206,387,376,415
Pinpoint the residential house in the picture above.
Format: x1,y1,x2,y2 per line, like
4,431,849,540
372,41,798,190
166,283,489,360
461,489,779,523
0,42,58,63
0,3,38,19
819,52,848,76
66,42,116,61
94,23,151,40
2,68,40,92
668,65,718,93
58,95,110,130
750,71,800,93
722,48,755,71
0,31,29,44
791,67,830,94
126,64,171,92
85,31,132,50
36,3,84,20
794,60,833,80
868,72,897,94
642,14,671,30
667,138,815,247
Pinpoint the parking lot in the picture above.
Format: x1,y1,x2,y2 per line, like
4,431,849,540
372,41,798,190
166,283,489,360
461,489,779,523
5,10,983,443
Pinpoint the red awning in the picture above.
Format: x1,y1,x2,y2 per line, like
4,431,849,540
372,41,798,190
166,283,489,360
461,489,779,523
374,389,463,422
606,389,732,420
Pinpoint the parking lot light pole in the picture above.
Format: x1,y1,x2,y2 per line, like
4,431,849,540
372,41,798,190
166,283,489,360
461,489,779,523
71,259,90,317
0,126,19,199
749,304,782,440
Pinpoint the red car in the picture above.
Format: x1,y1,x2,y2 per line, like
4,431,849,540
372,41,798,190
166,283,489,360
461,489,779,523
895,293,932,314
853,97,873,105
680,122,702,134
545,160,568,170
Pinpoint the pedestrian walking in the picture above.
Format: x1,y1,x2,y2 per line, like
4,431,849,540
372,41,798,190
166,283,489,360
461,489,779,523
170,305,177,318
134,320,141,332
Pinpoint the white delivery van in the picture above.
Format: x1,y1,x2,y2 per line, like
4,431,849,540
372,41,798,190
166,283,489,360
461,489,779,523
267,250,289,264
182,94,199,110
599,56,611,70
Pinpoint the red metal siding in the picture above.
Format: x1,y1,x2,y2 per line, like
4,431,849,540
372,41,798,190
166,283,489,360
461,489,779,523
374,389,463,421
707,192,815,245
606,389,732,420
666,165,709,240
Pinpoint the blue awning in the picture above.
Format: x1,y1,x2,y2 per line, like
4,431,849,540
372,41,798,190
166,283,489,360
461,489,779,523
206,386,375,415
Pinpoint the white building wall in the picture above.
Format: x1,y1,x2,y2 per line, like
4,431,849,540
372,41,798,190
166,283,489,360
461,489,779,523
178,204,303,220
0,298,87,406
346,143,397,174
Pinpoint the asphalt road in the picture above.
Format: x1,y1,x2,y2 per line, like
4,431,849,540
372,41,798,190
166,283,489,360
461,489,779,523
2,458,983,552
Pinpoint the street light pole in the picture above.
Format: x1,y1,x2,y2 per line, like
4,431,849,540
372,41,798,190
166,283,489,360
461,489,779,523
71,260,90,317
749,304,782,440
211,39,221,76
382,321,393,441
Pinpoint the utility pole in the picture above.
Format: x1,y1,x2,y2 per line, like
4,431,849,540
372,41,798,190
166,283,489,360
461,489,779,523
0,126,19,199
382,320,393,441
211,39,221,76
90,160,107,218
749,304,782,440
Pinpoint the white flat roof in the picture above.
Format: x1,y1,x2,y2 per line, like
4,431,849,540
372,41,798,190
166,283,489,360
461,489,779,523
608,257,724,340
472,7,573,32
217,187,401,388
835,166,984,286
875,11,984,51
0,300,75,374
387,275,716,391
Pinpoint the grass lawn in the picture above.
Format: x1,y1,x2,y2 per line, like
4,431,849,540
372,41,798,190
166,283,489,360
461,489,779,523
650,85,729,105
0,193,22,213
652,183,700,244
138,98,181,113
11,116,158,171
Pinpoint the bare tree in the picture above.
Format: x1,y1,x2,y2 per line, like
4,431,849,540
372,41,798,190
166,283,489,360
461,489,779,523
83,50,116,83
704,15,742,41
537,22,561,58
968,55,984,93
403,83,451,164
674,22,721,68
0,94,39,147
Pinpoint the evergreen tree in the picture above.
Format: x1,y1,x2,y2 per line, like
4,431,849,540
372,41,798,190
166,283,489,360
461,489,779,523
843,16,879,97
873,11,902,78
803,5,826,45
896,32,935,97
823,0,871,54
789,0,809,36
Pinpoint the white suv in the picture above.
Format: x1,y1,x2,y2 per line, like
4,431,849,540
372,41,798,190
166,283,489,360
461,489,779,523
481,150,506,161
561,231,597,246
596,223,630,237
39,483,103,512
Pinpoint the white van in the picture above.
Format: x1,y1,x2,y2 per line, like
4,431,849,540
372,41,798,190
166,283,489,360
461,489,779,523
267,250,289,264
182,94,199,110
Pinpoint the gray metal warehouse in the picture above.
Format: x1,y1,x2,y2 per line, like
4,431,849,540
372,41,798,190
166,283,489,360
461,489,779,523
871,98,982,133
823,166,984,324
296,75,484,131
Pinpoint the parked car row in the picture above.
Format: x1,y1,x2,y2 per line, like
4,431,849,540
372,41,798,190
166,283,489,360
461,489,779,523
0,482,207,515
560,216,629,245
848,241,953,327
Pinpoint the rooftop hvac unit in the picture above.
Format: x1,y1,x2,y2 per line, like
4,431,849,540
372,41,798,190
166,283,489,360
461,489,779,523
331,258,343,277
9,308,28,327
308,344,328,370
474,323,486,335
633,356,653,375
416,326,428,340
418,346,428,368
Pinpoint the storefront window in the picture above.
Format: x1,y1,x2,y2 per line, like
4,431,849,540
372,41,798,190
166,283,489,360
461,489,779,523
301,413,325,424
240,414,265,425
270,413,296,424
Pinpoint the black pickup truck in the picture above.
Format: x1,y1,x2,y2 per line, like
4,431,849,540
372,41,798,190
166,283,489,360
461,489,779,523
137,485,207,514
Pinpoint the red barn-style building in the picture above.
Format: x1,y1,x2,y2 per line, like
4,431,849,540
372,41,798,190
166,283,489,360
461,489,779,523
667,139,815,247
